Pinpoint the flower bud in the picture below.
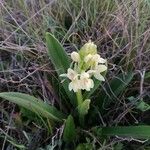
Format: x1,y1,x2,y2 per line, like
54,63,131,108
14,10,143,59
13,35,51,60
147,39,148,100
79,40,97,58
71,51,80,62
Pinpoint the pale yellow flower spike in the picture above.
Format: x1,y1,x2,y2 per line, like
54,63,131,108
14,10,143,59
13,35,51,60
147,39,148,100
60,41,107,92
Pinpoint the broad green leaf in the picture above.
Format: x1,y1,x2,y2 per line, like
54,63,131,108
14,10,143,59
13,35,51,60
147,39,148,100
97,72,134,109
63,115,76,142
102,125,150,139
20,108,53,133
0,92,65,122
45,32,76,106
45,32,70,74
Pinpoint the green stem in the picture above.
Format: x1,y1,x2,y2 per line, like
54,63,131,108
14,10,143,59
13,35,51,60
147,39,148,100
76,90,84,126
79,115,84,127
76,90,83,106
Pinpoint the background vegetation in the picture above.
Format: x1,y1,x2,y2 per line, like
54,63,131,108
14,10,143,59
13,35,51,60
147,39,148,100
0,0,150,149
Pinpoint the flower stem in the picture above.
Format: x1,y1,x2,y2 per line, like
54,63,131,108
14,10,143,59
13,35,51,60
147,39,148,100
79,115,84,127
76,90,83,106
76,90,84,126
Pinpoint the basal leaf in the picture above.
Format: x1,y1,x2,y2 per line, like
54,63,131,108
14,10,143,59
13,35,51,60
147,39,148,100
63,115,76,142
102,125,150,139
0,92,65,122
46,32,70,74
45,32,76,106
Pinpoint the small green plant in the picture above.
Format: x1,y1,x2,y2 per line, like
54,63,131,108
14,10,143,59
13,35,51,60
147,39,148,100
0,33,150,149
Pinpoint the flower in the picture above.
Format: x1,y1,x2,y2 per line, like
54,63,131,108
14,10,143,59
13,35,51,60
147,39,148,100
60,68,81,92
93,65,107,81
80,72,94,91
71,51,80,62
60,68,78,80
69,78,81,92
92,54,106,64
84,54,106,67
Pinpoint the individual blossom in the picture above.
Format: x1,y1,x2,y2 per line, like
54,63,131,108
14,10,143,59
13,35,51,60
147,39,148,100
92,65,107,81
60,68,78,80
80,72,94,91
71,51,80,62
84,54,106,68
92,54,106,64
60,68,81,92
68,78,81,92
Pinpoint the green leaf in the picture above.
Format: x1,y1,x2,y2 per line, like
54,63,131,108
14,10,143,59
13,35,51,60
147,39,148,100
76,143,93,150
78,99,91,116
0,92,65,122
78,99,91,126
109,72,134,96
102,126,150,139
98,72,134,109
136,101,150,111
128,96,150,112
63,115,76,142
113,143,124,150
45,32,76,106
45,32,70,74
145,71,150,79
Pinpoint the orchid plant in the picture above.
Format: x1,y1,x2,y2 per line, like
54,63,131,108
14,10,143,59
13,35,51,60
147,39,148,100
59,41,107,125
0,33,149,149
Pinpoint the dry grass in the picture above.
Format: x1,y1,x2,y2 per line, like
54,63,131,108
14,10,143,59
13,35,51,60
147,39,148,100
0,0,150,149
